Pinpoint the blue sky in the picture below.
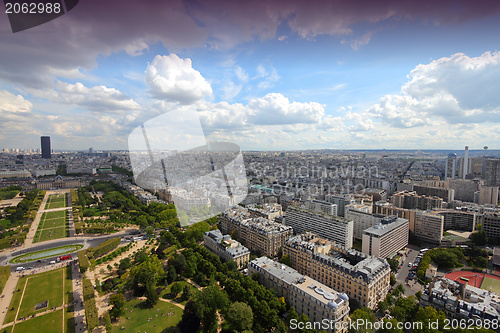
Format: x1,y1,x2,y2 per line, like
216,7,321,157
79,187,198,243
1,0,500,151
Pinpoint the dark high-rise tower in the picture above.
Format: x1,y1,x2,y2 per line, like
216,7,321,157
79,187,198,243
41,136,51,159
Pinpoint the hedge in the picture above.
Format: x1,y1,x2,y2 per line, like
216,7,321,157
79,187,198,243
78,250,91,273
92,237,121,258
84,297,99,332
82,278,95,301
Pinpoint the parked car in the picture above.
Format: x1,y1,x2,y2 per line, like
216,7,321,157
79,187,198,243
408,262,412,267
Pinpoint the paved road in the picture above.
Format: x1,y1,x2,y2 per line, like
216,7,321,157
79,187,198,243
2,230,140,272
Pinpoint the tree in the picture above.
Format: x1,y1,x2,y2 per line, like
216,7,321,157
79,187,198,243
181,284,192,301
226,302,253,332
171,282,182,296
103,312,112,333
379,318,403,333
390,274,397,286
109,293,125,321
178,300,201,332
145,285,159,307
279,255,292,267
349,307,377,333
470,230,488,246
193,285,229,332
413,306,446,333
387,258,399,272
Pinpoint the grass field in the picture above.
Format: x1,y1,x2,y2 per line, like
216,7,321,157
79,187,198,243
0,266,10,294
45,194,66,210
112,299,183,333
12,309,63,333
4,268,69,325
481,276,500,294
34,210,67,243
17,269,64,318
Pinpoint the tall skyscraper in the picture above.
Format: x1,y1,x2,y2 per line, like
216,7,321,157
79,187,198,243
463,146,469,179
485,158,500,187
41,136,51,159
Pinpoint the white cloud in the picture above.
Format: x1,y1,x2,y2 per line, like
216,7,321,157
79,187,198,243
0,91,32,113
254,65,280,89
246,93,324,125
367,52,500,128
350,32,373,50
145,54,213,104
53,82,141,112
235,66,249,82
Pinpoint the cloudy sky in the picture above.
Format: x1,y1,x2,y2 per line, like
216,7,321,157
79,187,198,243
1,0,500,151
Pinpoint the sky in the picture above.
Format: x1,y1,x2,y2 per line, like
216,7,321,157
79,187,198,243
1,0,500,151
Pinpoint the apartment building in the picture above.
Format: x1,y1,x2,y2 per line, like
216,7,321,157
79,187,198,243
362,216,409,258
345,207,387,240
283,233,390,309
249,256,350,332
373,201,417,233
203,229,250,268
414,211,444,244
482,212,500,242
305,199,338,216
247,203,283,220
420,277,500,322
433,209,477,232
219,207,293,256
391,191,444,211
285,206,353,248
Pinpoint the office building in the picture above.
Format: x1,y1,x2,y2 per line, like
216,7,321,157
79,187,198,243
204,229,250,268
249,257,350,332
283,233,390,309
391,191,444,210
362,216,409,258
414,211,444,244
285,206,353,248
41,136,51,159
482,213,500,243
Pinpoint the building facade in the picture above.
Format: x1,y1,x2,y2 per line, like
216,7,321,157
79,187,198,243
283,233,391,309
249,256,350,333
414,211,444,244
362,217,409,258
203,229,250,268
41,136,51,159
345,207,387,240
219,207,293,256
285,206,353,248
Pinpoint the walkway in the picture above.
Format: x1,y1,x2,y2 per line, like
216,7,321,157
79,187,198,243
0,273,19,326
24,191,50,247
71,261,86,333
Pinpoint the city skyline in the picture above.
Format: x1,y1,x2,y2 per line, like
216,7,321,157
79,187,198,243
1,1,500,151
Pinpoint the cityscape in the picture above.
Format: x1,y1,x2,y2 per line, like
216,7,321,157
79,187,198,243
1,1,500,333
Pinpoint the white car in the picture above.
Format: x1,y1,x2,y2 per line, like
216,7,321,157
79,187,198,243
408,262,412,267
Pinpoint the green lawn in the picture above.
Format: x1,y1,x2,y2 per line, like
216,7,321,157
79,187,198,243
17,269,64,319
35,210,67,243
12,309,63,333
41,217,66,229
45,195,67,210
112,299,183,333
36,227,66,243
44,211,66,219
4,277,27,324
481,277,500,294
0,266,10,294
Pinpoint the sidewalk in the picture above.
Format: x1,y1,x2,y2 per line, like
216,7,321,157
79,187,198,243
71,262,86,333
0,273,20,327
24,191,50,247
